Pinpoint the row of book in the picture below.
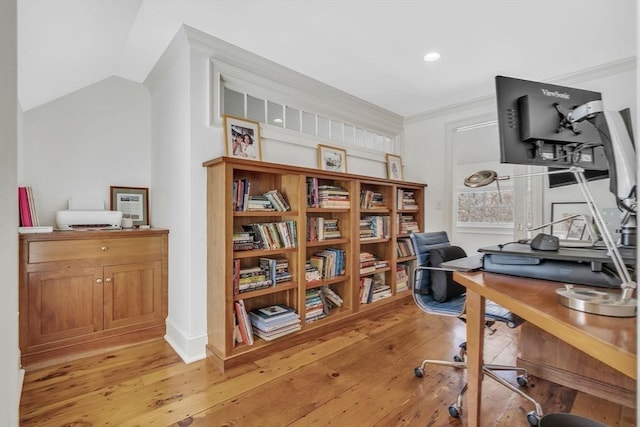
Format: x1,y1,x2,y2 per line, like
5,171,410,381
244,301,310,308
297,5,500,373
360,273,391,304
232,257,292,295
306,216,341,241
396,237,416,257
18,186,40,227
304,285,345,323
307,248,346,281
232,179,291,212
240,221,297,250
234,302,301,345
360,190,385,209
359,215,390,240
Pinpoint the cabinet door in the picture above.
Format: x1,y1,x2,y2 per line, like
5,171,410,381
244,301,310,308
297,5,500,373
26,267,104,346
103,261,164,329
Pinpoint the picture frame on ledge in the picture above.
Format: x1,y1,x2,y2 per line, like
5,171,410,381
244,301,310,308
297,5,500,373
223,115,262,161
110,186,149,227
317,144,347,173
386,154,403,180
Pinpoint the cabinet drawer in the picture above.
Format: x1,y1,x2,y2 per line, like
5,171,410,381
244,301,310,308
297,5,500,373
28,237,163,263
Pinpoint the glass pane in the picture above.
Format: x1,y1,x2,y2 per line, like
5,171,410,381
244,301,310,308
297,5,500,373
330,120,342,142
301,111,316,135
224,87,244,117
268,101,284,127
317,116,330,138
247,95,265,123
365,131,375,149
354,128,365,147
343,125,354,144
285,106,300,131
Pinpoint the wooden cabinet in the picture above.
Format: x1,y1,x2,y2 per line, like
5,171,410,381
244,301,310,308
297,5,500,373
203,156,426,371
19,229,168,369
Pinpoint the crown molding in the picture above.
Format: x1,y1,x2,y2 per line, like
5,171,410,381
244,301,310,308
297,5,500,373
404,57,637,125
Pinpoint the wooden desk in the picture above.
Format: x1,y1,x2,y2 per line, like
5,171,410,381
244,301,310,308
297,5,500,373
453,271,636,427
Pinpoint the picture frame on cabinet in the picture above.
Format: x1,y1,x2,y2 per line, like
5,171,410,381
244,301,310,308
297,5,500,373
317,144,347,173
110,186,149,227
386,154,403,180
224,115,262,161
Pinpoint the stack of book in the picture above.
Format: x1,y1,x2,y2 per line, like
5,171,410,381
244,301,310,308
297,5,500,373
397,189,419,210
317,185,350,209
232,231,259,251
305,289,328,323
259,257,292,284
246,195,275,211
232,260,273,295
359,251,389,275
249,304,301,341
360,273,391,303
242,221,297,249
398,215,419,235
305,261,321,282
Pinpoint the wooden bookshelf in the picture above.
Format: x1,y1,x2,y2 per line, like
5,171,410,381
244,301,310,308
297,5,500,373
203,156,426,371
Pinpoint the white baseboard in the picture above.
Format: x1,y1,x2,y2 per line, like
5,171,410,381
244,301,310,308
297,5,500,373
164,317,207,364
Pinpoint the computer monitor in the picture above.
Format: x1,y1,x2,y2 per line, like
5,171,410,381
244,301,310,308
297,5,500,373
495,75,609,172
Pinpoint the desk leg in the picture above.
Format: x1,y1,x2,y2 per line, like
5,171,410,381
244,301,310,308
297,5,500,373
466,290,485,427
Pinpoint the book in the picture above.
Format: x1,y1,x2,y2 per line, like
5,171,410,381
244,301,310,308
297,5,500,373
18,187,33,227
249,304,297,324
234,300,254,346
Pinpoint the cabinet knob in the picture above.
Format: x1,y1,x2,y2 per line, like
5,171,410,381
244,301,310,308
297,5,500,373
101,246,108,251
96,278,103,284
105,277,112,283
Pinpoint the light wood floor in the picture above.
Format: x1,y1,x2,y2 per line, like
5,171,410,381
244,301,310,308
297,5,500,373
20,300,636,426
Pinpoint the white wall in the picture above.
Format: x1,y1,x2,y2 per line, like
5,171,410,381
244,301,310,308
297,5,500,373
0,0,21,424
403,61,637,240
21,76,151,225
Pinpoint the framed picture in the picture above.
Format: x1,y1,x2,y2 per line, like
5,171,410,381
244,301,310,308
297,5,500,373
386,154,403,180
223,115,262,161
550,202,592,240
110,186,149,227
317,144,347,173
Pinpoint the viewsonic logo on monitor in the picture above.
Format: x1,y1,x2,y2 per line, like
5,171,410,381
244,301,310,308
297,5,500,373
540,88,570,99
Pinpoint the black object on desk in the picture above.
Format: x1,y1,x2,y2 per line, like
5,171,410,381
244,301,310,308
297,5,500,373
479,243,635,288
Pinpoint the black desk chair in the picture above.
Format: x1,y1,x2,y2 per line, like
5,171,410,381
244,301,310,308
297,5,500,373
410,231,544,425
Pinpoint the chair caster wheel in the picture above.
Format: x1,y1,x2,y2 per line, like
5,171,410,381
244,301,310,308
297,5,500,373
517,375,529,387
448,404,462,418
414,367,424,377
453,355,464,363
526,411,540,426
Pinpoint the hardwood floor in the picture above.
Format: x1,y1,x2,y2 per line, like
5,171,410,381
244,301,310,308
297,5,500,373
20,300,636,426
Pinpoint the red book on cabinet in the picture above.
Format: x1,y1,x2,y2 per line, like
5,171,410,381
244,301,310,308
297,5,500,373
18,187,33,227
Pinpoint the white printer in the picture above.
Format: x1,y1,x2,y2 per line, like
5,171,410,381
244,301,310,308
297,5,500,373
55,195,122,230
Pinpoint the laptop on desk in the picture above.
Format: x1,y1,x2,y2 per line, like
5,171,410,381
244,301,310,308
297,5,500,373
440,254,484,272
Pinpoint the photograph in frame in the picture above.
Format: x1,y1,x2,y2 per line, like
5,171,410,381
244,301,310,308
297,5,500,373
550,202,592,240
110,186,149,227
317,144,347,173
386,154,403,180
224,115,262,161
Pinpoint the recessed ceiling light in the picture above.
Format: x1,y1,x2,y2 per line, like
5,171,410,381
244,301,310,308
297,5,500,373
423,52,442,62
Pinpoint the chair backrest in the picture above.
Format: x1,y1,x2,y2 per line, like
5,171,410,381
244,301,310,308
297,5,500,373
409,231,452,292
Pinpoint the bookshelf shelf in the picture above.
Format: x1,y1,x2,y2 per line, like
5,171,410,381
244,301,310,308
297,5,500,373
204,156,425,371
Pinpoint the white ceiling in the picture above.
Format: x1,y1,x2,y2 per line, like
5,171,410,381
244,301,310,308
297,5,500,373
17,0,638,116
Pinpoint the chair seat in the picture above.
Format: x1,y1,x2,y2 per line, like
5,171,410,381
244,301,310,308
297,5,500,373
414,291,523,328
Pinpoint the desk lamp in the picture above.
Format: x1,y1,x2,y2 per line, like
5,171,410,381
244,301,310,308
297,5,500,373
465,85,636,317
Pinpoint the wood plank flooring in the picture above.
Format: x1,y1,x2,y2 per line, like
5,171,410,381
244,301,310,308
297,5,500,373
20,301,636,426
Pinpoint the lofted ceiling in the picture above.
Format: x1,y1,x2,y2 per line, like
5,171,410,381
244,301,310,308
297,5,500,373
17,0,638,116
